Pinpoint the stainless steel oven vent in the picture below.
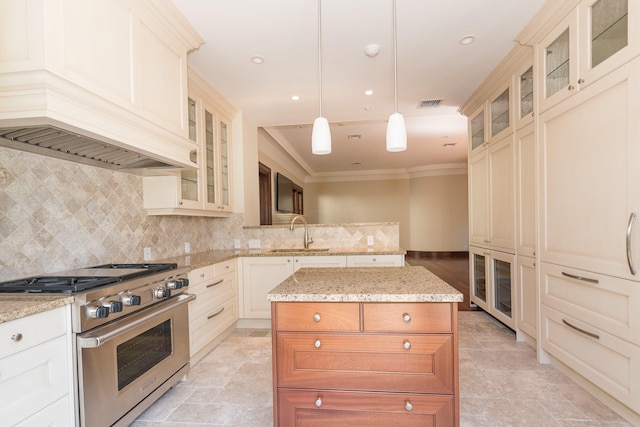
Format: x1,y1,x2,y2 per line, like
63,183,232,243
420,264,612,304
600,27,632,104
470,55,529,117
0,125,179,171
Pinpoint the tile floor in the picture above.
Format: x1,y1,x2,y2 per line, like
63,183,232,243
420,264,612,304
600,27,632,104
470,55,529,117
130,311,633,426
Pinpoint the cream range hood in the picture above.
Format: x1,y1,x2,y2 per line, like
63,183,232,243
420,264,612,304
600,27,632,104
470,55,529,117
0,0,204,174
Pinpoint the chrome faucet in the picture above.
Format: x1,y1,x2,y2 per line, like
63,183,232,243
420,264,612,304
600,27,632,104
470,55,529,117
290,215,313,249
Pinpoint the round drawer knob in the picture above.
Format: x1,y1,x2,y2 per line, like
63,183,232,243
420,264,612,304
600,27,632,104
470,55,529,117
403,313,411,323
315,397,323,407
313,313,321,322
403,340,411,350
314,339,321,349
11,333,23,342
405,401,413,412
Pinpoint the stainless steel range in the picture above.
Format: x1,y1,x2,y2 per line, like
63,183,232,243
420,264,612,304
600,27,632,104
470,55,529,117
0,263,194,427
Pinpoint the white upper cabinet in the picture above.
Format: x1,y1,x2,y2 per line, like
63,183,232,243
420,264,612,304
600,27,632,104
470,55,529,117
469,106,487,156
537,0,639,112
489,81,513,143
514,60,535,130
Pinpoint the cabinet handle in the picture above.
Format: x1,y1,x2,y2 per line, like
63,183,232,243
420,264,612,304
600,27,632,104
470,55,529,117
403,340,411,350
561,271,598,284
627,212,637,275
11,333,23,342
207,278,224,288
562,319,599,340
403,313,411,323
200,273,205,278
577,78,585,84
405,401,413,412
315,397,323,407
313,313,321,322
314,339,321,349
207,307,225,319
568,84,575,91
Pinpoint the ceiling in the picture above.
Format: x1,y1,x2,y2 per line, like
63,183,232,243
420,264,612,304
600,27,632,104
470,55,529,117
172,0,546,176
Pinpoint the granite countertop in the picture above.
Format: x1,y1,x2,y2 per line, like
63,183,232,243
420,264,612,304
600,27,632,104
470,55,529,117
0,295,74,323
162,247,407,270
267,266,463,303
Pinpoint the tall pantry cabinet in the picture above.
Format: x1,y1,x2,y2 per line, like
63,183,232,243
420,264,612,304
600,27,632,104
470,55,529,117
464,0,640,422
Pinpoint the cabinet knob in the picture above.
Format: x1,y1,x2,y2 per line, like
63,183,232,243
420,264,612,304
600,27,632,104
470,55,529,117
403,340,411,350
405,401,413,412
200,273,205,278
313,313,321,322
403,313,411,323
568,84,575,91
578,78,585,84
11,333,23,342
372,258,376,262
315,397,323,407
314,339,321,349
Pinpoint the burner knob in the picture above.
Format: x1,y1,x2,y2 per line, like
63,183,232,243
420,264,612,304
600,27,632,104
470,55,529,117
166,280,183,290
102,300,123,313
155,288,171,299
180,278,189,287
122,294,141,306
86,304,109,319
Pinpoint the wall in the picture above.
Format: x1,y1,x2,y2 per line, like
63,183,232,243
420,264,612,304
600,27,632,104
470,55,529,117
0,147,244,281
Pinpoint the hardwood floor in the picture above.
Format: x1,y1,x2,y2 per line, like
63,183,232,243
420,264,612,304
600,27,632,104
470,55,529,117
405,251,474,311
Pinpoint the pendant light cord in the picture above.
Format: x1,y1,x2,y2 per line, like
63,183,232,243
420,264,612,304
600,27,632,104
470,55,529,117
393,0,398,114
318,0,323,118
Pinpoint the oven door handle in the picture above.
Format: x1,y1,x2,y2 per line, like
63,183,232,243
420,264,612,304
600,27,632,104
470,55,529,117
78,293,196,349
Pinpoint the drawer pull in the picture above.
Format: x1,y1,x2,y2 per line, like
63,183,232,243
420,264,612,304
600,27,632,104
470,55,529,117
403,313,411,323
315,397,323,407
561,271,598,284
405,401,413,412
207,307,225,320
562,319,599,340
314,339,321,349
11,333,23,342
313,313,321,322
403,340,411,350
200,273,205,278
627,212,637,275
207,278,224,288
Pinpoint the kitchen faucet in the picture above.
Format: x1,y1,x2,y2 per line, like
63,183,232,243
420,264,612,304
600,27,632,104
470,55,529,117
290,215,313,249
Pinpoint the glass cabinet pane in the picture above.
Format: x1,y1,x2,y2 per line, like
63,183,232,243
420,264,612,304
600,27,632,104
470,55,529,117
591,0,628,68
180,98,198,202
219,120,230,206
519,67,534,118
471,111,485,150
493,259,512,317
205,110,216,204
472,253,487,302
491,88,509,137
546,29,570,98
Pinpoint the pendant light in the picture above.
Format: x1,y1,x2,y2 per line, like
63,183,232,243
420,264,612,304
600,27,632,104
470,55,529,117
312,0,331,155
386,0,407,152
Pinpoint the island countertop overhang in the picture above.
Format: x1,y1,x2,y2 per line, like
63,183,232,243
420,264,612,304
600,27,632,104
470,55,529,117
267,266,463,303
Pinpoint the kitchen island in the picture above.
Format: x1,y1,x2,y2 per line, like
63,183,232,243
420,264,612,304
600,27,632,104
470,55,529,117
268,266,463,427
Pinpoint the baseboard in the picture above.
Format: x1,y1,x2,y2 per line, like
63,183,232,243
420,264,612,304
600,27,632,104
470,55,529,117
405,250,469,259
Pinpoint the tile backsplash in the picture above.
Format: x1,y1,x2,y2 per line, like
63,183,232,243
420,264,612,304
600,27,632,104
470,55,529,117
0,147,400,281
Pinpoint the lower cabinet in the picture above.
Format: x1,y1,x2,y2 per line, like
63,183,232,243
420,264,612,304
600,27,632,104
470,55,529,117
516,255,537,342
0,306,73,427
188,259,238,365
271,301,459,426
346,254,404,267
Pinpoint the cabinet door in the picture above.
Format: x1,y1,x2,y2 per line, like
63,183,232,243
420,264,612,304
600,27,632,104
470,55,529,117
490,250,516,329
345,254,404,267
515,59,534,130
203,106,218,210
469,106,487,155
539,57,640,281
515,123,536,257
488,133,516,250
241,257,293,319
516,255,537,341
293,255,346,271
468,151,489,246
179,97,201,210
489,82,512,142
469,246,489,312
218,116,232,211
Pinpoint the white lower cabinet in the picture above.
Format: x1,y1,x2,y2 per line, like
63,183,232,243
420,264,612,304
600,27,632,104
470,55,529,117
345,254,404,267
516,255,537,341
0,306,73,427
188,259,238,365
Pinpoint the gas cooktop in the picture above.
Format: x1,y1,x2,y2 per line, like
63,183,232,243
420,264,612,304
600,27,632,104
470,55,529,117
0,263,177,293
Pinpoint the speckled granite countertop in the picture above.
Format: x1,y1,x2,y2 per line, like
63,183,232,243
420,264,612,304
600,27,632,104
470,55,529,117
267,266,463,303
0,295,74,323
162,247,406,270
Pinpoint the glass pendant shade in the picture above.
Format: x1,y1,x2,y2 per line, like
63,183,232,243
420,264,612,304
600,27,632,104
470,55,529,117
312,116,331,155
386,112,407,152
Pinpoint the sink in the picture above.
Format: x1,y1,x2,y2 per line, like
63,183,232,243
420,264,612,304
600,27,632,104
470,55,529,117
268,248,331,253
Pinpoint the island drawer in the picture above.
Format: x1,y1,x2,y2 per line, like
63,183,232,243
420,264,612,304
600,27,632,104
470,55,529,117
278,389,454,426
363,302,453,333
275,302,360,331
276,332,454,394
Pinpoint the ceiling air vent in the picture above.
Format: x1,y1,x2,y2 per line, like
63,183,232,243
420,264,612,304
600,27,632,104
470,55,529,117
417,98,443,109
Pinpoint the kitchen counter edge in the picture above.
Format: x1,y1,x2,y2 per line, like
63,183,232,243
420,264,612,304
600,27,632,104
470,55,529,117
0,295,74,324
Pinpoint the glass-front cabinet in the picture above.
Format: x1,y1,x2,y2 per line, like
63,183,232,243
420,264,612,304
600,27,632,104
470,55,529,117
470,246,516,329
490,86,510,140
179,97,200,209
515,60,534,129
538,0,636,111
469,107,486,155
203,106,232,213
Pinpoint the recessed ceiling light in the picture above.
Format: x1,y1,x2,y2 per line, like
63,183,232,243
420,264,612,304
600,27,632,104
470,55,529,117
291,95,300,101
250,55,264,64
459,35,476,45
364,89,374,96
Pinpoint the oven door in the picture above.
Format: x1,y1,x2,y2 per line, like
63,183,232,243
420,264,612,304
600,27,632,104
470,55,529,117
77,293,195,427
